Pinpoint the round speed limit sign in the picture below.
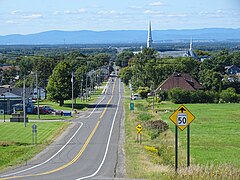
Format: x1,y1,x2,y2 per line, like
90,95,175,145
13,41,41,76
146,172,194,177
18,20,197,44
177,113,188,126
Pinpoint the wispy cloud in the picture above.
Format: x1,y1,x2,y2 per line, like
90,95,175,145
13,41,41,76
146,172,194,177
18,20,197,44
6,20,15,24
144,10,187,17
23,14,43,19
130,5,142,9
97,10,125,15
10,10,23,15
149,1,163,6
144,10,160,14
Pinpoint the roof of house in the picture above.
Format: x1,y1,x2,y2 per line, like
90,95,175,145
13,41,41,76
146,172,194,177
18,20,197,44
0,87,33,99
156,73,203,91
0,65,20,71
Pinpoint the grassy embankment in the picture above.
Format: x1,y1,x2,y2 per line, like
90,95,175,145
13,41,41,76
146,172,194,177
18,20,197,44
124,86,240,179
0,83,106,171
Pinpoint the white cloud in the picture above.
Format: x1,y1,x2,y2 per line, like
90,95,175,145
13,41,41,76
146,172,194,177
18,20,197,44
149,1,163,6
10,10,23,15
53,11,61,15
144,10,160,14
97,10,124,15
78,8,87,13
6,20,15,24
23,14,43,19
130,5,142,9
64,10,72,14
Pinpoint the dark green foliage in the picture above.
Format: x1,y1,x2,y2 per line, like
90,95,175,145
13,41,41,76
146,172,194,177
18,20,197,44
168,88,218,104
46,61,72,106
137,87,150,99
116,51,134,67
220,88,239,103
168,88,191,104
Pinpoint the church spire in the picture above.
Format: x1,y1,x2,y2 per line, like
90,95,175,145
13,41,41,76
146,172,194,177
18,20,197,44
147,21,153,48
190,38,193,50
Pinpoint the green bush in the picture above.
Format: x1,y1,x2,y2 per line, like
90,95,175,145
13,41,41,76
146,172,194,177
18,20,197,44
137,113,153,121
220,88,239,103
168,88,219,104
137,86,150,99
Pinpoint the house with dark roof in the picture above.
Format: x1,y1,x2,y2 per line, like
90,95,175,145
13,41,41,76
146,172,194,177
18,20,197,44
155,73,202,92
225,65,240,75
0,87,34,114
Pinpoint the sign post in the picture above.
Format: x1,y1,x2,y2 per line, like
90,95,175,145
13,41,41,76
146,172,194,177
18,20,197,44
136,124,142,144
169,105,195,172
32,124,37,145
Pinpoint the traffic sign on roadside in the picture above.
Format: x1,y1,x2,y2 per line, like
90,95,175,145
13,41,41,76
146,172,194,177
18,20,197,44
169,105,195,131
32,124,37,133
136,124,142,134
130,102,134,111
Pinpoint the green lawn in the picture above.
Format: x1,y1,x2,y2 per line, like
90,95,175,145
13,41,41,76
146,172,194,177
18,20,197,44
0,121,69,171
124,86,240,179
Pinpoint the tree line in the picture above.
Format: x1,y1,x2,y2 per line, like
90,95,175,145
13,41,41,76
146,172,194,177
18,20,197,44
118,48,240,103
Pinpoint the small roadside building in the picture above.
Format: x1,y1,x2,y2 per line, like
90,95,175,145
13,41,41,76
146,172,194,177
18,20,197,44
155,73,202,92
0,88,34,114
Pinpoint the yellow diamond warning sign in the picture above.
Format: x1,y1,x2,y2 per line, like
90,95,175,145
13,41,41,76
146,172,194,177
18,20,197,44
169,105,195,131
136,124,142,134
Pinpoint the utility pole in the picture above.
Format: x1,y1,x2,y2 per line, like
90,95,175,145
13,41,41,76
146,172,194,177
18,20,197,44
80,77,83,102
36,72,40,119
71,71,74,112
23,76,26,127
85,74,88,102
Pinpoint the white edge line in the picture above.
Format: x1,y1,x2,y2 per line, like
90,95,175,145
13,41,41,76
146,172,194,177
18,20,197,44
85,96,105,118
76,78,121,180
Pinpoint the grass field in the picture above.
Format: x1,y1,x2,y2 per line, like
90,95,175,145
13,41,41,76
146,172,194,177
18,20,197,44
124,86,240,179
0,121,69,171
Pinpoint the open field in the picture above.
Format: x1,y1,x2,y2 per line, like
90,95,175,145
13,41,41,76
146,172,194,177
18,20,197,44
0,121,69,171
124,86,240,179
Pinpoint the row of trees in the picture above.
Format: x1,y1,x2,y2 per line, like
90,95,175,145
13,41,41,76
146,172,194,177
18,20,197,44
1,51,113,106
118,48,240,103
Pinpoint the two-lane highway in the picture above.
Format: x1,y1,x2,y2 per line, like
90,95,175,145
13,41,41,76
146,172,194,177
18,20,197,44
0,77,124,180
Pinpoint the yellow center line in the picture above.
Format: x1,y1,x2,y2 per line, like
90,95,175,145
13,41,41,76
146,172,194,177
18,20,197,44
2,79,117,180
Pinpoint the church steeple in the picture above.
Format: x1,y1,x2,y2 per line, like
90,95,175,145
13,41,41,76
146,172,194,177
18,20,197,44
190,38,193,50
147,21,153,48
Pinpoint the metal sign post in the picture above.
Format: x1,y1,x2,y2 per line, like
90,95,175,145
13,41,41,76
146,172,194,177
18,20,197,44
136,124,143,144
32,124,37,145
169,105,195,172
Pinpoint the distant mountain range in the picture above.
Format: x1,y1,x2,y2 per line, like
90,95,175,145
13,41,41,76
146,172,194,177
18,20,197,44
0,28,239,45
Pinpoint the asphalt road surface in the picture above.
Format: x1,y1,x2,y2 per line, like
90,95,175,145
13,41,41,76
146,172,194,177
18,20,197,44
0,77,124,180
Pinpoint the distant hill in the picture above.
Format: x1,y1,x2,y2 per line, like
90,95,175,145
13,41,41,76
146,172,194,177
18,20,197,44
0,28,239,45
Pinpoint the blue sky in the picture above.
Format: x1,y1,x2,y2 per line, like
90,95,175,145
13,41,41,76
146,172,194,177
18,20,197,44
0,0,239,35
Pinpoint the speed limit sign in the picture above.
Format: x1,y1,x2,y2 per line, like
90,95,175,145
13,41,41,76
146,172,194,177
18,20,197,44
177,113,187,126
169,105,195,131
